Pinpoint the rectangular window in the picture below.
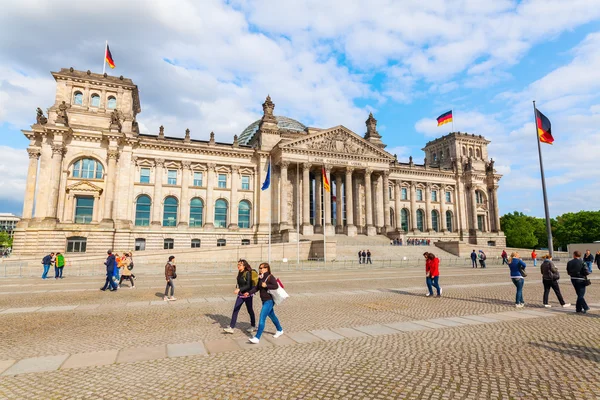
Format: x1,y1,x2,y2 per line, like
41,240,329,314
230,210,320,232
445,191,451,203
135,238,146,251
217,239,226,247
241,175,250,190
140,168,150,184
191,239,201,248
193,172,203,187
401,187,407,200
389,186,393,200
167,170,177,185
431,190,438,202
164,238,174,250
477,215,484,231
416,189,423,201
218,174,227,188
66,237,87,253
241,239,250,245
74,196,94,224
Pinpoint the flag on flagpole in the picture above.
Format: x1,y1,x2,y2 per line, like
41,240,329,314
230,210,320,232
105,44,115,69
322,166,330,192
535,108,554,145
261,159,271,190
436,110,453,126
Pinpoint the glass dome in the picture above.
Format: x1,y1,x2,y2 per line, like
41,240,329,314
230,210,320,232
239,116,307,145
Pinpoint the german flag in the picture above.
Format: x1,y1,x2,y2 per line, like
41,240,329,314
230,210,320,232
535,109,553,145
436,110,452,126
322,166,330,192
105,44,115,69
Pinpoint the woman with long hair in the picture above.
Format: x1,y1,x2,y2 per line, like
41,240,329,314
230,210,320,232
426,253,442,297
245,262,283,344
223,259,256,334
508,252,526,308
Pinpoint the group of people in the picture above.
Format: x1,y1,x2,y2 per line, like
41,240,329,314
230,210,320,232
357,250,372,264
470,250,487,268
100,250,136,291
41,252,65,279
406,238,431,246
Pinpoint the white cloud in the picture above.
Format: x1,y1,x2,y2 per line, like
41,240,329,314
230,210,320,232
0,145,28,204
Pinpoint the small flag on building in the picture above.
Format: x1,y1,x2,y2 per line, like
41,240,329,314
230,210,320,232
535,108,554,145
322,166,330,192
261,158,271,190
105,44,115,69
436,110,453,126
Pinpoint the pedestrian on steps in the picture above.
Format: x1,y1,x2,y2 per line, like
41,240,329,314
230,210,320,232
358,250,362,264
100,250,118,292
478,250,487,268
361,250,366,264
540,254,569,308
55,252,65,279
224,259,256,334
118,253,135,289
366,250,372,264
41,252,54,279
471,250,477,268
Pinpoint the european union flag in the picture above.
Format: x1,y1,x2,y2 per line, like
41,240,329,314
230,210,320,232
261,159,271,190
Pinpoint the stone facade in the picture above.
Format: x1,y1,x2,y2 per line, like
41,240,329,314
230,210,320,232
13,69,505,256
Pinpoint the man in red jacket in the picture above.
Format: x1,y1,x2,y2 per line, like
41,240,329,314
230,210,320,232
425,253,442,297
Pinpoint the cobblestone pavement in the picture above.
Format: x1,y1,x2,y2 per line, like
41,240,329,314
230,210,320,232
0,264,598,399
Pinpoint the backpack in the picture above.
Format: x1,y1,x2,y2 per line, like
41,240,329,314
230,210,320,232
251,269,259,287
482,254,486,261
128,260,134,271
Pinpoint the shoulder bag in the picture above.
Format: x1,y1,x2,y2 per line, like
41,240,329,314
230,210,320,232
267,276,289,305
519,264,527,277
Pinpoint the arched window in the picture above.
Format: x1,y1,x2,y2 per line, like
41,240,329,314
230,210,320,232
163,196,178,226
73,91,83,105
72,158,104,179
90,93,100,107
107,96,117,109
416,209,424,231
135,195,151,226
390,207,395,228
238,200,251,228
215,199,228,228
432,152,437,162
468,148,473,157
189,198,203,227
431,210,439,232
476,148,481,158
462,146,467,156
475,190,485,204
401,208,409,231
446,211,453,232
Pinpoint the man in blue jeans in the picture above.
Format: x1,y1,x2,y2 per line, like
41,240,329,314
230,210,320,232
583,250,594,274
470,250,477,268
100,250,118,291
41,252,54,279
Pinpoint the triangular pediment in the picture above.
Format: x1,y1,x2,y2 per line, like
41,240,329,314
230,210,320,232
280,126,393,160
66,180,103,194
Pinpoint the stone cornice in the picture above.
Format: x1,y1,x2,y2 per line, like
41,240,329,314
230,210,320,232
137,139,254,159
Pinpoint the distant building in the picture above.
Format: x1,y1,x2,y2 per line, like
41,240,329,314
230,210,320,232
0,213,20,238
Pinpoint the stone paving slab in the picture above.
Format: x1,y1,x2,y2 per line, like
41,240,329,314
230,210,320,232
445,316,485,326
127,301,150,307
384,321,432,332
205,297,227,303
76,304,100,310
188,297,207,303
330,327,370,338
150,300,169,306
38,305,78,312
167,342,207,358
461,315,500,323
262,334,298,347
481,312,520,321
353,324,400,336
235,338,274,350
1,307,41,314
309,329,345,341
426,318,466,327
2,354,69,376
410,320,448,329
204,339,242,354
116,346,166,364
0,360,15,375
520,310,553,317
287,331,323,343
61,350,118,369
496,311,539,319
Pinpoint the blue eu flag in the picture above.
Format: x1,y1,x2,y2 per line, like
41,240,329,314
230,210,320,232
261,159,271,191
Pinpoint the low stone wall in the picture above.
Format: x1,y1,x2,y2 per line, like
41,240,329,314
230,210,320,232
434,241,568,259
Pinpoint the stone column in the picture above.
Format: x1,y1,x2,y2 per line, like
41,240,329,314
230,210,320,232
394,180,402,231
229,165,240,229
204,163,215,229
92,193,101,223
439,185,446,232
425,183,432,232
470,185,478,231
335,172,343,232
315,169,322,232
383,171,391,232
345,167,356,236
22,148,41,219
102,148,119,223
410,182,417,231
46,144,66,220
151,159,164,226
323,165,334,235
492,186,501,232
279,161,289,230
178,161,191,226
364,168,376,236
374,173,384,230
34,135,52,219
301,163,313,235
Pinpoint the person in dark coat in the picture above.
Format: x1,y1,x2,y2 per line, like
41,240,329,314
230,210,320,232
366,250,372,264
470,250,477,268
100,250,118,291
358,250,362,264
223,259,256,334
567,251,590,314
540,254,569,308
361,250,367,264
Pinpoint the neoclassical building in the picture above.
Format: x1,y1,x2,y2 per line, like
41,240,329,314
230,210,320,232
13,68,504,255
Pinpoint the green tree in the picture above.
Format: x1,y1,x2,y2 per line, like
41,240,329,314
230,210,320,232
0,232,12,249
500,212,539,249
554,211,600,248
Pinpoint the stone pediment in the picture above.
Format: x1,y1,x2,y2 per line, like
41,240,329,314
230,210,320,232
280,126,393,160
66,181,103,194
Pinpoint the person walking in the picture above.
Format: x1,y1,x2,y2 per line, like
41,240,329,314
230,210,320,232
508,252,526,308
100,250,118,292
361,250,366,264
118,253,135,289
41,252,54,279
127,252,136,281
51,252,57,279
358,250,362,264
470,250,477,268
55,252,65,279
366,250,372,264
425,253,442,297
247,262,283,344
583,250,594,274
113,253,121,282
567,251,590,314
531,250,537,267
223,259,256,334
595,250,600,271
540,254,569,308
478,250,487,268
164,256,176,301
501,250,509,265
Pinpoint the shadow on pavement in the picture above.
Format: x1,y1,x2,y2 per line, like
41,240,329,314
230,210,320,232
529,340,600,362
206,313,254,335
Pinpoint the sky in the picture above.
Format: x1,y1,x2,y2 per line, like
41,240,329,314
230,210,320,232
1,0,599,218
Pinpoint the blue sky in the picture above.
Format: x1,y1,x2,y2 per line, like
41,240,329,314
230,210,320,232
1,0,599,218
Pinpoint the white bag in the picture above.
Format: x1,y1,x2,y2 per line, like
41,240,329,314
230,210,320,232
268,278,289,305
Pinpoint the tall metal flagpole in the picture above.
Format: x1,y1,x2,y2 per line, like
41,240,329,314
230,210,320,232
296,162,300,265
102,40,107,74
323,166,327,264
533,101,554,256
268,156,272,265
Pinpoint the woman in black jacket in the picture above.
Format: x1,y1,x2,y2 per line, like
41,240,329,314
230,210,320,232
540,254,569,308
246,262,283,344
567,251,590,314
223,259,256,334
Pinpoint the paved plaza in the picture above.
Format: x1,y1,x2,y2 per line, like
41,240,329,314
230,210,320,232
0,263,598,399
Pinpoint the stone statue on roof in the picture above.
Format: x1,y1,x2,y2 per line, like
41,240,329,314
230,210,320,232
55,101,70,125
36,107,47,125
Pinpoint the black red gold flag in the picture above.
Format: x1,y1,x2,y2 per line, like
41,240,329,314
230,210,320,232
535,109,554,144
436,110,453,126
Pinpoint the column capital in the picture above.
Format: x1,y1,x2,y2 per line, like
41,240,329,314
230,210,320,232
302,162,312,170
365,168,373,175
231,165,240,173
107,149,119,160
395,179,402,188
279,161,290,169
324,164,332,173
27,148,41,159
206,163,216,171
382,170,390,178
51,144,66,156
181,161,192,170
155,158,165,167
345,166,355,174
